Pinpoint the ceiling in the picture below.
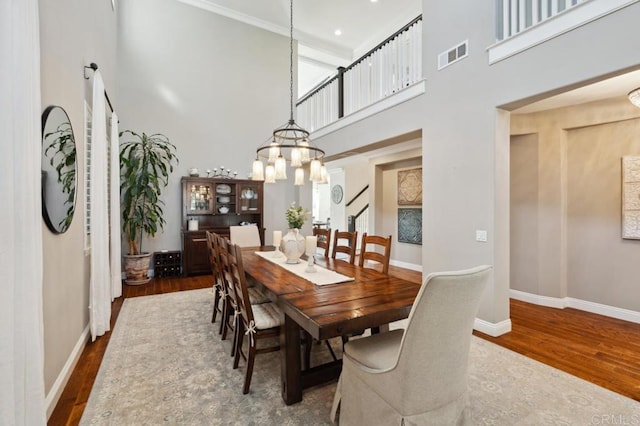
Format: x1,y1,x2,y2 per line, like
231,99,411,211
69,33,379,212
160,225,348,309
513,69,640,114
177,0,422,95
176,0,639,120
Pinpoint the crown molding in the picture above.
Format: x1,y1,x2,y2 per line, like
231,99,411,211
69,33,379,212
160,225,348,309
177,0,352,63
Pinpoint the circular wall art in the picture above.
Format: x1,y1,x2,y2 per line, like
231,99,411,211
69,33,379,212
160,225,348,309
331,184,344,204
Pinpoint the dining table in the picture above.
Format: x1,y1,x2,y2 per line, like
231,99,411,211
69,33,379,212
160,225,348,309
241,247,421,405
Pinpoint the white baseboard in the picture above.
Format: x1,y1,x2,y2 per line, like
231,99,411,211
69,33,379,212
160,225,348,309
509,289,569,309
389,259,422,272
565,297,640,324
46,324,90,419
474,317,512,337
510,289,640,325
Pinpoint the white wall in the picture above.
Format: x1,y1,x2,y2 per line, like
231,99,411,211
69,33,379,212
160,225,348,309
116,0,296,254
313,181,331,225
39,0,117,408
328,168,346,231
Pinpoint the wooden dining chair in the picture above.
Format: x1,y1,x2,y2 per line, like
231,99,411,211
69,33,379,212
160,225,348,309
331,230,357,264
218,236,270,356
313,227,331,257
206,231,224,326
216,236,239,349
228,242,282,394
358,233,392,275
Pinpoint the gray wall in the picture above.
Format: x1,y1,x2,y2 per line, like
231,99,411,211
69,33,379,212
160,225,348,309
116,0,296,253
512,97,640,311
568,118,640,309
339,150,423,269
39,0,117,398
510,134,539,295
381,162,423,268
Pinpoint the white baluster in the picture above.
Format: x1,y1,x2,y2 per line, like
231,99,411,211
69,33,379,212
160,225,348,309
518,0,526,32
384,43,390,97
510,0,518,35
393,37,399,93
531,0,539,25
502,0,510,39
364,57,370,106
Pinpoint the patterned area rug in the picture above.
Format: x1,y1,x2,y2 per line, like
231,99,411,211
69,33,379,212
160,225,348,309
81,289,639,425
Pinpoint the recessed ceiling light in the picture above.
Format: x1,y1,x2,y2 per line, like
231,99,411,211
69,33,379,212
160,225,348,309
371,0,378,3
334,29,342,36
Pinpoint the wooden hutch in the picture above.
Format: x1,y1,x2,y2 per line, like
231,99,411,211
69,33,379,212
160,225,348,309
181,177,264,275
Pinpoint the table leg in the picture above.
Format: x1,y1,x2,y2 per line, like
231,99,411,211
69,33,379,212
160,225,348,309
281,314,302,405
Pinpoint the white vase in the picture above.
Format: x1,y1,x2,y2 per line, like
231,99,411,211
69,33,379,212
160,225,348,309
280,229,305,264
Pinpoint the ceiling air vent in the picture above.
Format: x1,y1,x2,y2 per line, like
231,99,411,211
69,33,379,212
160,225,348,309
437,40,468,70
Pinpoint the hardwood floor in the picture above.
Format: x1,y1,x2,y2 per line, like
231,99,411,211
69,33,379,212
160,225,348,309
48,269,640,425
474,299,640,402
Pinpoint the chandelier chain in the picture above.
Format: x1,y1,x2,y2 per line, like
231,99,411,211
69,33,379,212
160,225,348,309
250,0,327,185
289,0,294,122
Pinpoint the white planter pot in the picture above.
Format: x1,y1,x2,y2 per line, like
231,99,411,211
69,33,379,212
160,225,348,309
123,253,152,285
280,229,305,264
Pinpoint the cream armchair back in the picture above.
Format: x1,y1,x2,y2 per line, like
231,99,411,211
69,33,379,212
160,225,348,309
229,225,261,247
331,265,492,425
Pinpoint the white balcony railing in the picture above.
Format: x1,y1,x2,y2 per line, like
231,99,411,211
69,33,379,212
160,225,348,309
497,0,588,40
491,0,637,62
343,19,422,117
297,16,422,133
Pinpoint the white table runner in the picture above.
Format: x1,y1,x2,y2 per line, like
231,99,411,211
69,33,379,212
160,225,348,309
254,251,355,286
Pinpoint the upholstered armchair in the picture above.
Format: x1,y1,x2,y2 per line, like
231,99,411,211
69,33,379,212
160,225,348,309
331,265,492,425
229,225,261,247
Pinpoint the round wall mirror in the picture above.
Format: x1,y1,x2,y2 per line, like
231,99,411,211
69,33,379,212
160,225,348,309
42,105,77,234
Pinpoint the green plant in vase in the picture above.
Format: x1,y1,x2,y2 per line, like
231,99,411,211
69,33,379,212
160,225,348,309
282,202,310,264
286,201,309,229
120,130,178,284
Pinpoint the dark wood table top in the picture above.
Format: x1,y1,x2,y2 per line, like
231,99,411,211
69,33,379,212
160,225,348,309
241,247,421,340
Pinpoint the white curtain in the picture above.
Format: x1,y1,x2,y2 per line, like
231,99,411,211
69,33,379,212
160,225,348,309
110,112,122,300
89,70,112,341
0,0,47,424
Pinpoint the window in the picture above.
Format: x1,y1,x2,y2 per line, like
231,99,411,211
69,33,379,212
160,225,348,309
84,101,92,252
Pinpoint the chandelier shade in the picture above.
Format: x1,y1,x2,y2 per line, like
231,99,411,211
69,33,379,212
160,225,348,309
629,87,640,108
250,0,326,185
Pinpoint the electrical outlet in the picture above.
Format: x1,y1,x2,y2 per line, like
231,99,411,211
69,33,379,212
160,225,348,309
475,230,487,242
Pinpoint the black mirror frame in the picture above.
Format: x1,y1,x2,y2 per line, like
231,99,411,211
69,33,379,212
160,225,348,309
41,105,77,234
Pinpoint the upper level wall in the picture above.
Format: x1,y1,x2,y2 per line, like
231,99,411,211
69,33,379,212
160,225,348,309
489,2,640,108
316,1,640,328
419,0,640,325
313,94,424,158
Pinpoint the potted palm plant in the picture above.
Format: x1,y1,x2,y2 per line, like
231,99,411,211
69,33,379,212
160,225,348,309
120,130,178,284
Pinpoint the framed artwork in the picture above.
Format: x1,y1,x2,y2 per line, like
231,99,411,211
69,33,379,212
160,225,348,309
398,208,422,244
398,168,422,205
622,156,640,239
